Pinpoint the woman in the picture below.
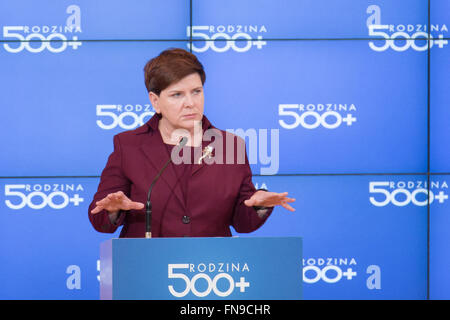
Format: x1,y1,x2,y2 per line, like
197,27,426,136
89,48,295,238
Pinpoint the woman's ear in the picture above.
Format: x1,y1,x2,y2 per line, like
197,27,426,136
149,91,160,114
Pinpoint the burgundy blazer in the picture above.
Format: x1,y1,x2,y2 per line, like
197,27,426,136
88,114,273,238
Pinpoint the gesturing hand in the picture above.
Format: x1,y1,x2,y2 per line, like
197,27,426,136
244,191,296,212
90,191,144,214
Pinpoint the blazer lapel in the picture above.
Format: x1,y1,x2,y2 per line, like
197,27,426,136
191,115,216,176
191,141,216,176
138,117,185,208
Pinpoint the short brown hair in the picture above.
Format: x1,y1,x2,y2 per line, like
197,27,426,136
144,48,206,95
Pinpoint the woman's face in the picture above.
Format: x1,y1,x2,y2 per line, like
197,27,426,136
149,73,204,133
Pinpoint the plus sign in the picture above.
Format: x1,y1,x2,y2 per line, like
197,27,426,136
235,277,250,293
434,191,448,203
252,35,267,50
342,268,357,280
70,194,84,206
434,34,448,49
68,36,83,50
342,114,357,126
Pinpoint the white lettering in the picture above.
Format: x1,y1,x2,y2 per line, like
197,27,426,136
66,265,81,290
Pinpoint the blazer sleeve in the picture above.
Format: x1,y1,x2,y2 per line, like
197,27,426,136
88,134,130,233
231,156,273,233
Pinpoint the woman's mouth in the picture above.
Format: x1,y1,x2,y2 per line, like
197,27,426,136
182,114,197,119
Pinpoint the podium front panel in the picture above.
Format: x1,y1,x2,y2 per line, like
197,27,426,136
100,237,302,300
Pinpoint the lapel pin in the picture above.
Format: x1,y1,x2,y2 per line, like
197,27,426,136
198,145,214,164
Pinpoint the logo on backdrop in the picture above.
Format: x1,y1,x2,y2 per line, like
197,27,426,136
303,257,381,290
254,182,268,190
278,103,357,130
2,4,82,53
187,25,267,53
303,257,357,284
96,103,280,175
4,183,85,210
96,104,155,130
366,5,448,52
167,262,251,298
369,180,448,207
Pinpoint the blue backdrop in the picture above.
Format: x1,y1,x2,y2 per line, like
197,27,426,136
0,0,448,300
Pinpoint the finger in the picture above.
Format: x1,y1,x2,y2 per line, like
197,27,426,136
244,199,254,207
281,202,295,212
257,194,279,204
91,205,104,214
96,198,109,206
268,192,289,200
131,202,145,210
272,194,295,202
114,191,126,200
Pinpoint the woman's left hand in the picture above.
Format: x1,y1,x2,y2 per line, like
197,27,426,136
244,191,296,212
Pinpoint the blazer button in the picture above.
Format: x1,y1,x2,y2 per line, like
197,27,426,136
182,215,191,224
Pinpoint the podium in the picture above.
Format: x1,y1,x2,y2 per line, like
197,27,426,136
100,237,302,300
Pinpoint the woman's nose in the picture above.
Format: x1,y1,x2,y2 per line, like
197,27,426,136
183,94,194,107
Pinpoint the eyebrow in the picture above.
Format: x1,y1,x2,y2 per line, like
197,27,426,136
168,87,203,94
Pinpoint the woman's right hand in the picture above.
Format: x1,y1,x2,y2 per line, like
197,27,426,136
90,191,144,214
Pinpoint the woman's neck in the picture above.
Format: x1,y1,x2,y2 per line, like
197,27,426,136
158,117,202,147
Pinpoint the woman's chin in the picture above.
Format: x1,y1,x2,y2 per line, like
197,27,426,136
179,117,202,128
